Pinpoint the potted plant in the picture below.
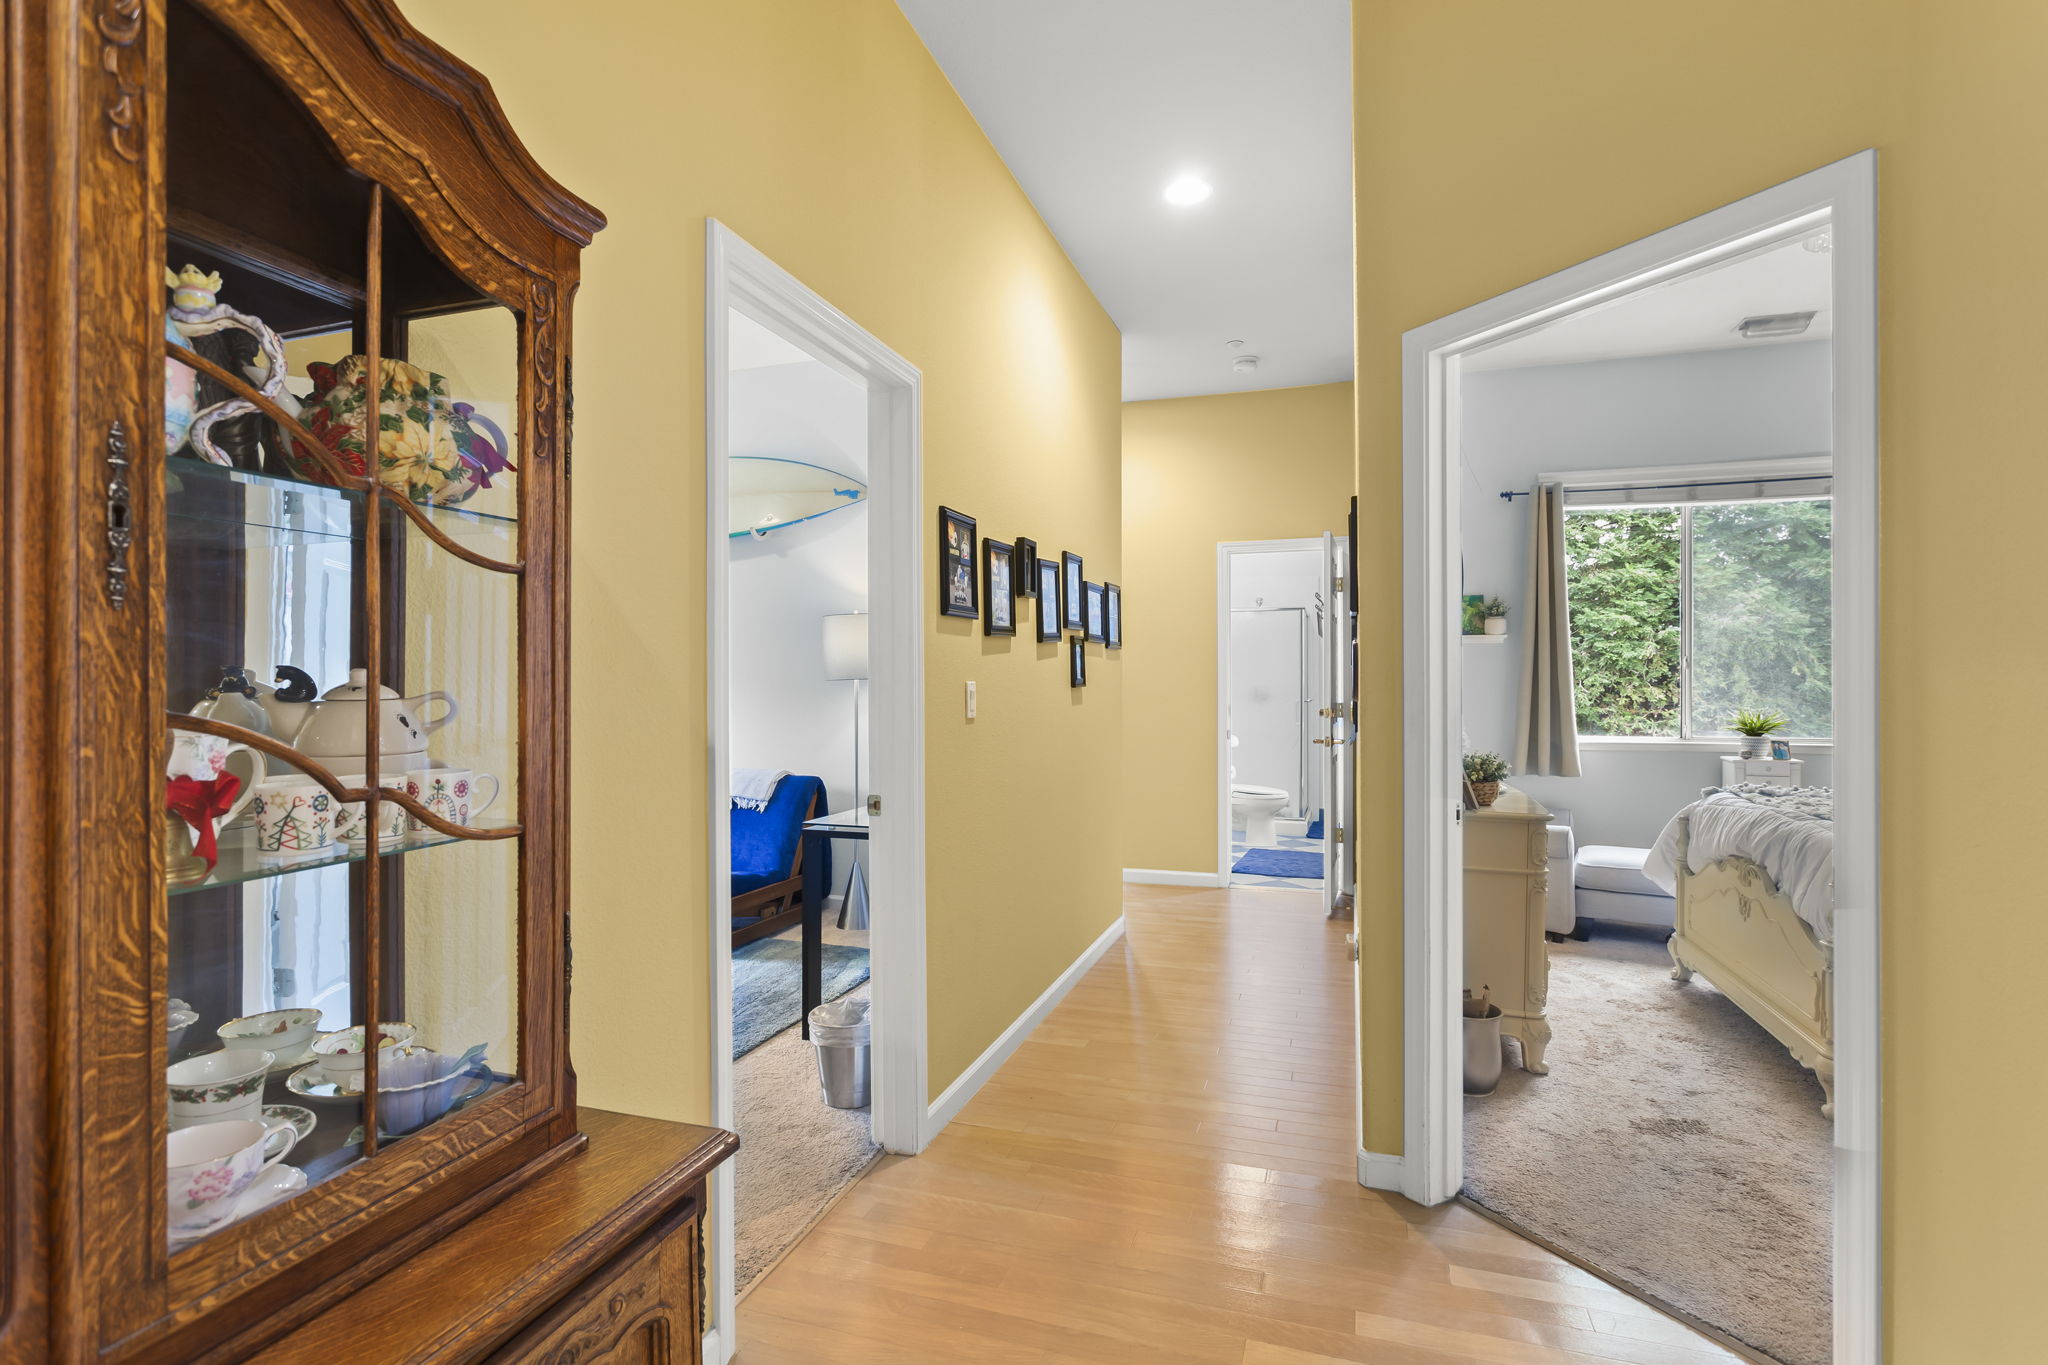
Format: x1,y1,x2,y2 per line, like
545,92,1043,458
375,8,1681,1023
1463,751,1509,807
1730,709,1788,760
1481,597,1509,636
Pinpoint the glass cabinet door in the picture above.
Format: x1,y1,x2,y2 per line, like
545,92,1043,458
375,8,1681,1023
156,0,536,1254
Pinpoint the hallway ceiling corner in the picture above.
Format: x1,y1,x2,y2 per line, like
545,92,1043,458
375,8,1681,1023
897,0,1355,403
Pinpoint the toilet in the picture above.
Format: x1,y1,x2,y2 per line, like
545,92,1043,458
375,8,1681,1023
1230,784,1290,847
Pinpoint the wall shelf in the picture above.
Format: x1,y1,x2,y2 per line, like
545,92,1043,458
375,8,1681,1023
1463,633,1511,645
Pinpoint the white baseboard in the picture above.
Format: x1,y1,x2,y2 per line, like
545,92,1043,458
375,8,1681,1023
1123,867,1225,888
704,1327,728,1364
1358,1147,1405,1193
923,914,1127,1144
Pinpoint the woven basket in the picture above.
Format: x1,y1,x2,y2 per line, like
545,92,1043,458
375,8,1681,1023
1470,780,1501,807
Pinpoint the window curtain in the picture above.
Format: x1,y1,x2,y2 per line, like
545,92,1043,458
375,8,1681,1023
1513,483,1581,777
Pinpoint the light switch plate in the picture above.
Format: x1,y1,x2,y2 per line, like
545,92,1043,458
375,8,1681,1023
966,681,976,719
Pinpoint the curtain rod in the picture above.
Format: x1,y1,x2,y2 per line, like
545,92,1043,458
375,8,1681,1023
1498,472,1832,502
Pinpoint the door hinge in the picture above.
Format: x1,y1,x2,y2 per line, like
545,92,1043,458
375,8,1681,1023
1332,575,1345,595
867,795,882,816
1332,826,1346,843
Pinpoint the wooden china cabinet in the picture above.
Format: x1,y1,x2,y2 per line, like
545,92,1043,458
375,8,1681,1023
0,2,734,1362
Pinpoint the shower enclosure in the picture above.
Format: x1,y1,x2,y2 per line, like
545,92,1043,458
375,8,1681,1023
1228,604,1325,821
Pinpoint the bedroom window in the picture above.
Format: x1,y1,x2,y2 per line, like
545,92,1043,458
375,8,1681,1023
1563,496,1831,740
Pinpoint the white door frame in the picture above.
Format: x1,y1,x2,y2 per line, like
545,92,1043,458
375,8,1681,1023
1394,152,1880,1362
704,220,927,1363
1216,537,1333,883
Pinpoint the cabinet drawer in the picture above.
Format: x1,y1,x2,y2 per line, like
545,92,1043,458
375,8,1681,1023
491,1205,702,1365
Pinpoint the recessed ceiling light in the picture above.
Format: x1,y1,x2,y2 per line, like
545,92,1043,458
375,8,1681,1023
1163,174,1212,207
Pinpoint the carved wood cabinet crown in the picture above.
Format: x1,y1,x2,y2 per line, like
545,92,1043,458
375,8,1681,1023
0,3,733,1361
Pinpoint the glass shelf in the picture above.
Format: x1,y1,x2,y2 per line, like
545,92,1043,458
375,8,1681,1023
170,817,518,896
166,454,520,547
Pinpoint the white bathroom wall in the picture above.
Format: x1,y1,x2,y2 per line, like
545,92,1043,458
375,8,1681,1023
1459,342,1832,848
727,343,869,844
1227,548,1326,821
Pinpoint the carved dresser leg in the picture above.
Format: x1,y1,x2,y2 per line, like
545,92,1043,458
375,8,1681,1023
1667,936,1694,983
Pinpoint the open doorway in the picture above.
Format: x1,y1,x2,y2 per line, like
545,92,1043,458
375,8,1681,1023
1217,537,1350,905
705,223,927,1359
1394,155,1879,1365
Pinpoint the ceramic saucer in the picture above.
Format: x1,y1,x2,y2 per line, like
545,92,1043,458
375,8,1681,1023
263,1103,316,1142
286,1062,362,1102
169,1165,309,1249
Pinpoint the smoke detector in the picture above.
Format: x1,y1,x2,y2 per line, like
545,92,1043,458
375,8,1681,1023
1232,354,1261,373
1737,311,1816,340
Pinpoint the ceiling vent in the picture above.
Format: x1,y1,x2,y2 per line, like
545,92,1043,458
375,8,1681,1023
1232,354,1261,373
1737,311,1817,340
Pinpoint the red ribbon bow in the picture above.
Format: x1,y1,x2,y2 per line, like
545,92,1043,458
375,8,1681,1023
165,772,242,870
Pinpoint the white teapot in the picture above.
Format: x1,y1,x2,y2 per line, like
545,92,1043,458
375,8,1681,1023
256,667,456,760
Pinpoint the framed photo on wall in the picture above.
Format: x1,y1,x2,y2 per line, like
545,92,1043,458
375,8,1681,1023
1070,637,1086,687
1104,582,1121,648
983,539,1017,635
1061,551,1085,631
1035,558,1062,641
939,506,977,618
1014,537,1038,595
1084,581,1105,643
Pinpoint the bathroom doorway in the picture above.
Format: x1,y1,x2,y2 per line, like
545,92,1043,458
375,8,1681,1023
1217,537,1345,901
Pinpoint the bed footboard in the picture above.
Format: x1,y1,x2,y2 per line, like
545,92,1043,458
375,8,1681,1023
1667,822,1834,1116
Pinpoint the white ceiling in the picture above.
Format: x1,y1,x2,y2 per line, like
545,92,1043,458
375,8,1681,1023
896,0,1354,401
1465,236,1834,372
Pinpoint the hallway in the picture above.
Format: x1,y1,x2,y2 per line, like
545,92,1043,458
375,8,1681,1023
734,885,1739,1363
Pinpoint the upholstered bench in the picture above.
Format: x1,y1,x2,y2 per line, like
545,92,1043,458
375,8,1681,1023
1574,844,1677,930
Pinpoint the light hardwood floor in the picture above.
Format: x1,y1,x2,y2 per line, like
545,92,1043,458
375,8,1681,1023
734,884,1741,1364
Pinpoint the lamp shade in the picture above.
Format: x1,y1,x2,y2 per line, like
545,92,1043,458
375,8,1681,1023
822,612,869,681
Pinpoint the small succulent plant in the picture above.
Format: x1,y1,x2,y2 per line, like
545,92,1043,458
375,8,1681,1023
1482,597,1508,618
1729,709,1788,737
1463,752,1510,783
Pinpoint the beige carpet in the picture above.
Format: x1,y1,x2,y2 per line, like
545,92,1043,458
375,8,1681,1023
734,967,880,1295
1463,925,1830,1365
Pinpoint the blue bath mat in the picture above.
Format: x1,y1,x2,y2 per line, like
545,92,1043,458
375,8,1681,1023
733,939,870,1059
1231,848,1324,880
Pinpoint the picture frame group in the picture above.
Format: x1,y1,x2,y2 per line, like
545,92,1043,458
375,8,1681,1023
939,509,1122,682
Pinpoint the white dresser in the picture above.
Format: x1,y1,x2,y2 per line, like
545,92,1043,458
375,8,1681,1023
1720,755,1805,787
1463,785,1553,1073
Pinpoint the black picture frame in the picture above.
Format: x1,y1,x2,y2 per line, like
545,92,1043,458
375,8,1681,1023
939,506,977,618
1061,551,1084,631
1014,537,1038,595
1069,637,1086,687
1084,581,1105,643
1035,558,1062,641
1104,582,1121,649
982,538,1017,635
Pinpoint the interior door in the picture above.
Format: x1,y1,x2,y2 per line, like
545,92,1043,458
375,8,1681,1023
1322,530,1353,912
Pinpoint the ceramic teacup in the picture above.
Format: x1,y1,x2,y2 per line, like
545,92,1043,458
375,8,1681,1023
330,775,408,846
217,1007,322,1070
166,1118,299,1239
167,1048,275,1129
403,766,501,832
249,778,336,855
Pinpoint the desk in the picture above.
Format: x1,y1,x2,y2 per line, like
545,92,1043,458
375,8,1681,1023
799,807,869,1039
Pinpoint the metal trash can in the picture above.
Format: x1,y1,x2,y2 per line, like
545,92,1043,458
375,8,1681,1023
808,997,871,1109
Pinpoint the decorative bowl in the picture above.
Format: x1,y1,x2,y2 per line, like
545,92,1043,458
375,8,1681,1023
310,1022,417,1079
217,1007,323,1070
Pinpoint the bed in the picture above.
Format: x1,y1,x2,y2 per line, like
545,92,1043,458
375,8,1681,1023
1643,784,1835,1116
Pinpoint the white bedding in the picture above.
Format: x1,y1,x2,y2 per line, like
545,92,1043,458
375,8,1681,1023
1642,787,1835,939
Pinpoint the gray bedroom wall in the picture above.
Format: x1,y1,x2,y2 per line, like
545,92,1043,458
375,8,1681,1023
1459,340,1833,849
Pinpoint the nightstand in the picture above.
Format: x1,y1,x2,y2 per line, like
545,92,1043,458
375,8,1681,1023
1721,755,1805,787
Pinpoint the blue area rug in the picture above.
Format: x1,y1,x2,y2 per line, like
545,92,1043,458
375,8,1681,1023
733,939,870,1059
1307,809,1325,840
1231,847,1324,879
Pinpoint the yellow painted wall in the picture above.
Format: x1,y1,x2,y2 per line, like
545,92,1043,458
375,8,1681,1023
1121,385,1355,873
400,0,1124,1114
1354,1,2044,1353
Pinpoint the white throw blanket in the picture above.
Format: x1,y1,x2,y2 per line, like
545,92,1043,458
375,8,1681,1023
731,768,788,812
1642,785,1836,939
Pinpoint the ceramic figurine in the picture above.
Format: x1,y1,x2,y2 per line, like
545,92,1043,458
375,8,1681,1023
284,355,513,506
165,265,289,467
